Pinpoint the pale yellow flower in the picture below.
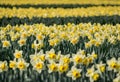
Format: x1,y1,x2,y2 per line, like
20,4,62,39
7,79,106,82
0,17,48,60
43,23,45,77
14,50,23,59
107,58,119,72
18,39,26,46
9,59,17,70
67,66,82,80
2,40,11,48
48,62,58,73
17,58,29,71
58,63,68,73
0,61,8,72
32,60,44,73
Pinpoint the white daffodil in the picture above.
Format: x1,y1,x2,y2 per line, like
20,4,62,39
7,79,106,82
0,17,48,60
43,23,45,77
18,38,26,46
9,59,17,70
91,51,98,59
47,61,58,73
71,53,85,65
32,59,44,73
14,49,23,59
60,54,70,64
89,71,100,82
67,66,82,80
96,61,106,74
0,61,8,72
30,53,40,63
46,48,57,62
107,58,119,72
17,58,29,71
86,65,95,77
2,40,11,48
77,49,86,55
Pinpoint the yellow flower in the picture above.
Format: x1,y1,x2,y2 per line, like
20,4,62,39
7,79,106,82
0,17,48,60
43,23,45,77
82,58,89,65
49,53,56,59
17,59,29,71
92,73,99,81
36,34,43,40
91,51,97,59
70,37,79,45
9,60,17,70
87,56,94,64
33,60,44,73
96,62,106,73
21,32,28,39
49,38,59,46
71,54,85,65
58,64,68,73
48,62,58,73
30,54,39,62
110,62,119,69
67,66,82,80
100,66,105,72
85,42,91,48
18,39,26,46
46,49,57,62
86,66,95,77
14,50,23,59
0,61,8,72
35,62,43,69
2,40,11,48
107,58,119,72
60,55,70,64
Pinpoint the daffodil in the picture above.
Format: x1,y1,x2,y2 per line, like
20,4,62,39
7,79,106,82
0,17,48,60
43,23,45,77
86,66,95,77
14,50,23,59
32,60,44,73
58,63,68,73
48,62,58,73
91,51,98,59
77,49,86,55
60,54,70,64
18,38,26,46
30,53,40,62
0,61,8,72
9,59,17,70
46,49,57,62
17,58,29,71
2,40,11,48
90,71,100,82
67,66,82,80
71,53,85,65
107,58,119,72
36,33,44,40
96,61,106,73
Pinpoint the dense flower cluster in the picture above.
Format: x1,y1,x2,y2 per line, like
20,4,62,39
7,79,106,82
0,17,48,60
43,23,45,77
0,0,120,82
0,0,120,5
1,23,120,48
0,6,120,18
0,48,120,82
0,23,120,81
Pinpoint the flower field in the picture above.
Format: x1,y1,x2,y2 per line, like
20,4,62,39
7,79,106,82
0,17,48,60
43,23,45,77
0,0,120,82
